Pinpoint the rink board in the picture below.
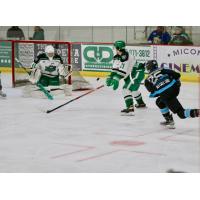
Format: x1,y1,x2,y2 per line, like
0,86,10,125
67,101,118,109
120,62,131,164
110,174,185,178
0,67,199,83
0,43,200,83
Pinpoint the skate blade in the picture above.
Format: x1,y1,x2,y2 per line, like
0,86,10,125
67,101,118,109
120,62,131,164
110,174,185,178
167,125,176,129
135,106,147,109
121,113,135,116
160,123,176,129
135,104,147,108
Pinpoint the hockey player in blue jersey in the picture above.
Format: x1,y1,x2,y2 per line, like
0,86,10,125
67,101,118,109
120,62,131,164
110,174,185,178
144,60,200,129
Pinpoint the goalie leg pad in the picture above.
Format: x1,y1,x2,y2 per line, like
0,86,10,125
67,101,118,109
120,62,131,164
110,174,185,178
48,84,72,96
23,85,49,99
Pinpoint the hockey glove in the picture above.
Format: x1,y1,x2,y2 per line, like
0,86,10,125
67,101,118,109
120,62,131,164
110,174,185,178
112,78,119,90
106,76,113,87
59,64,72,78
138,63,145,69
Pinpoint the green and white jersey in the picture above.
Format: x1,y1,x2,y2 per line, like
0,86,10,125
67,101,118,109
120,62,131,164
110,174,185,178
111,50,136,79
32,53,63,78
109,50,145,84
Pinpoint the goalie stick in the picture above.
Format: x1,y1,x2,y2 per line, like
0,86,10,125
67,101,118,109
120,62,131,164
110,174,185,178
15,58,54,100
46,84,104,113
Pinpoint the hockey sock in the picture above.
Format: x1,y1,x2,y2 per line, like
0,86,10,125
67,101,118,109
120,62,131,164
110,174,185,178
160,107,170,115
177,109,199,119
160,107,172,121
124,95,133,108
185,109,200,118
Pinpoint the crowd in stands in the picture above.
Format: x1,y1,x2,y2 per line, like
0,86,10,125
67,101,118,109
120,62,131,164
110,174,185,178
147,26,193,45
6,26,44,40
2,26,194,45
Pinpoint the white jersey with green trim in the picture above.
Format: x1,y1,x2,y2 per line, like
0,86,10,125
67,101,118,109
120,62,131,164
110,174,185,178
112,50,136,79
32,53,63,78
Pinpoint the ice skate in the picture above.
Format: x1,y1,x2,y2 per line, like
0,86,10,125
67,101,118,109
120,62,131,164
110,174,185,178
193,109,200,117
121,106,135,116
135,103,147,108
197,109,200,117
0,90,6,98
160,114,175,129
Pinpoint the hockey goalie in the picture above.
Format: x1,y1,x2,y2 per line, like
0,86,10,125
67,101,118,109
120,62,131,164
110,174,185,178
23,45,72,99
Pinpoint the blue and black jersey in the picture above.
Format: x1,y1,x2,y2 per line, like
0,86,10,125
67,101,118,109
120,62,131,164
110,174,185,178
144,68,181,97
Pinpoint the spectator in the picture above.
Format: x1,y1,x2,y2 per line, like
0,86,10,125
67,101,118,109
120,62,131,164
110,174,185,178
147,26,171,44
169,26,193,45
29,26,45,40
7,26,25,40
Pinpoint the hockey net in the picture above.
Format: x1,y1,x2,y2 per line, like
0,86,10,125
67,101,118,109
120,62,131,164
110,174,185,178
11,40,92,91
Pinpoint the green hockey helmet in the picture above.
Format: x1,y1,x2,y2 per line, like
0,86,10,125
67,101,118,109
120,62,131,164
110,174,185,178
114,40,126,51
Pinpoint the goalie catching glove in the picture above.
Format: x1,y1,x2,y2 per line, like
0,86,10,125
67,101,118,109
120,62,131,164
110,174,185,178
58,64,72,78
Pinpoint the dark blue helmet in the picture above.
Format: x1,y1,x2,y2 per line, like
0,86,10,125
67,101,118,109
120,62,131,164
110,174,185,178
145,60,158,72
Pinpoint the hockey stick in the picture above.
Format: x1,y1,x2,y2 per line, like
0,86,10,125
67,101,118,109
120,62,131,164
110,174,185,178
46,84,104,113
96,77,145,85
15,58,54,100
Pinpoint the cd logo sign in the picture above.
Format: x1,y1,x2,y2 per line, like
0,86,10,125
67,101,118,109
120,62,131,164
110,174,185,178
82,45,113,71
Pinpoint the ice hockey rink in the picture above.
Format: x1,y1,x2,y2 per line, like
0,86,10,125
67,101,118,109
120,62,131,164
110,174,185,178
0,74,199,173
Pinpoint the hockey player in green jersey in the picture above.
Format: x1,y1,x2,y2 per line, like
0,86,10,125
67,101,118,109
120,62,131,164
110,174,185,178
24,45,72,98
106,40,146,115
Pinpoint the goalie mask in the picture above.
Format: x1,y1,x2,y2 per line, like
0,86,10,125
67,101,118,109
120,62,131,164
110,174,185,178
45,45,55,57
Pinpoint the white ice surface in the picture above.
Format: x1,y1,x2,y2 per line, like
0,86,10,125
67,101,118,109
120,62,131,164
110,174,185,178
0,74,200,172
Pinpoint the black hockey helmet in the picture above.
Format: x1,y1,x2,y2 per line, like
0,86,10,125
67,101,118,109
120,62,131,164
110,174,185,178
145,60,158,72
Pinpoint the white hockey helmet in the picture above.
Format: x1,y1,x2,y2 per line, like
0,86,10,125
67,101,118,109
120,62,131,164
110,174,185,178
45,45,55,55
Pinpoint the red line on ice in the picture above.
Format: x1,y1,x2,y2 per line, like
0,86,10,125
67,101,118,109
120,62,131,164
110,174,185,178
51,143,95,159
76,150,121,162
129,150,166,156
51,147,95,159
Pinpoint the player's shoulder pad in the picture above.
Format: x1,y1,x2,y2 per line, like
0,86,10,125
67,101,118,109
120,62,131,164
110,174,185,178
137,62,145,70
34,53,48,63
53,54,63,64
161,68,174,74
120,50,129,62
161,68,181,78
